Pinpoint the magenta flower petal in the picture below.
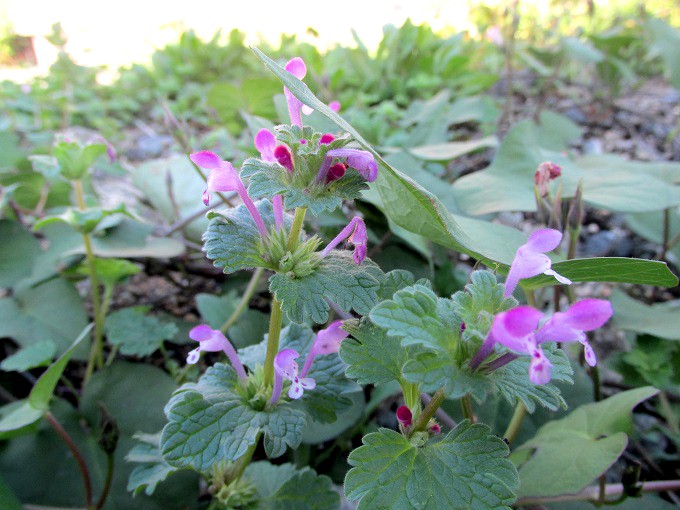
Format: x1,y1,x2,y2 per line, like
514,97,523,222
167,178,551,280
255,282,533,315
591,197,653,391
526,229,563,252
274,349,299,379
491,306,542,353
255,129,276,163
187,325,247,379
190,151,223,170
273,348,316,401
396,405,412,428
328,148,378,182
314,321,349,355
274,145,294,173
562,299,613,331
504,229,571,297
285,57,307,79
529,346,553,385
329,101,341,112
319,217,368,265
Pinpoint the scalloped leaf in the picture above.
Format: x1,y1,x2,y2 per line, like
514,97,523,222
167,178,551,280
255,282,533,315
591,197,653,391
345,421,519,509
270,251,385,324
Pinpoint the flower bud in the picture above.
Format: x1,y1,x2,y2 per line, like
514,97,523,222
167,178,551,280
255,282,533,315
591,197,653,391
319,133,335,145
535,162,562,198
274,145,294,173
396,405,412,428
326,163,346,183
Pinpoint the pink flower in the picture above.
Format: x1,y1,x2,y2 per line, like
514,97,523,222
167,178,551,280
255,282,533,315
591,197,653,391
274,145,294,173
190,151,269,239
284,57,307,126
472,299,613,384
316,148,378,183
396,406,412,428
326,163,346,183
271,349,316,403
535,162,562,197
329,101,341,113
187,325,247,380
254,129,276,163
504,229,571,297
300,321,349,377
319,217,368,264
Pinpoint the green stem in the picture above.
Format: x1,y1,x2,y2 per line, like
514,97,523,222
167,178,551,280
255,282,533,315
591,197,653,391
232,435,260,481
661,208,670,260
411,387,446,435
221,268,264,333
95,452,115,510
263,298,284,387
286,207,307,252
75,180,104,387
460,394,475,423
503,403,526,445
400,380,421,419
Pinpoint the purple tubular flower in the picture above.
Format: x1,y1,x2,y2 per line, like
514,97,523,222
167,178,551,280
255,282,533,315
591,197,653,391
273,194,284,230
504,229,572,297
316,148,378,183
536,299,613,366
270,349,316,404
255,129,276,162
190,151,269,240
274,145,294,173
319,217,368,264
187,325,247,380
300,321,349,377
284,57,307,126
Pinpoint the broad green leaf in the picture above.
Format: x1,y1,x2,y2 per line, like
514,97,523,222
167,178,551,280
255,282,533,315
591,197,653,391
34,204,133,235
609,335,680,389
203,200,279,274
345,422,519,509
340,317,422,385
0,340,57,372
522,257,678,289
161,363,305,470
402,350,486,398
646,18,680,90
407,135,497,162
0,401,44,436
245,462,340,510
610,289,680,340
270,251,385,324
0,277,89,356
0,475,22,510
127,433,178,496
512,387,659,498
0,220,40,288
104,307,178,356
370,284,458,350
74,257,141,287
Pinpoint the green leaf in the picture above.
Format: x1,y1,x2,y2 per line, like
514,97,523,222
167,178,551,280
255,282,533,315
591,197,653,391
345,422,519,509
203,200,278,274
127,433,179,496
340,317,422,385
610,289,680,340
522,257,678,289
402,350,486,398
75,257,141,287
489,345,573,413
161,364,306,470
452,270,516,336
105,307,178,356
34,204,133,235
0,340,57,372
54,141,106,180
0,324,91,433
0,475,22,510
407,136,497,162
512,387,659,498
245,462,340,510
646,18,680,90
270,251,385,324
370,284,457,350
0,220,40,288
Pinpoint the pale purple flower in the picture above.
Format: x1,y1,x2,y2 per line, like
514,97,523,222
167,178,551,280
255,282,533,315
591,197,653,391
187,325,247,380
255,129,276,162
329,101,341,113
284,57,307,126
536,299,613,366
270,349,316,403
273,194,284,230
319,217,368,264
504,229,571,297
190,151,269,239
300,321,349,377
316,148,378,183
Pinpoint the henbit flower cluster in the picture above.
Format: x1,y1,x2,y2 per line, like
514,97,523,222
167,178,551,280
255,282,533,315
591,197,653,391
190,56,376,266
185,321,349,403
470,227,613,384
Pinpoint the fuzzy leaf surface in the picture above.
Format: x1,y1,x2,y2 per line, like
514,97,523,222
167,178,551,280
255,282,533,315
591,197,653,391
105,307,178,356
345,421,519,509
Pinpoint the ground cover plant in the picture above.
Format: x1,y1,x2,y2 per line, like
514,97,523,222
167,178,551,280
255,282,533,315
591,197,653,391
1,6,680,509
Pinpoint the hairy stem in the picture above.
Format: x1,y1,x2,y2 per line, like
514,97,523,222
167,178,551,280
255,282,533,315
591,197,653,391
286,207,307,252
263,298,284,387
460,394,475,423
232,435,260,481
411,387,447,434
503,403,526,445
220,268,264,333
74,180,104,387
516,479,680,506
46,412,93,509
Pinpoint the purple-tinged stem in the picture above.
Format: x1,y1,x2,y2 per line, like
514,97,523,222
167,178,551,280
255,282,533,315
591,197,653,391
270,372,283,405
236,181,268,240
469,333,496,371
320,217,361,258
485,352,519,372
